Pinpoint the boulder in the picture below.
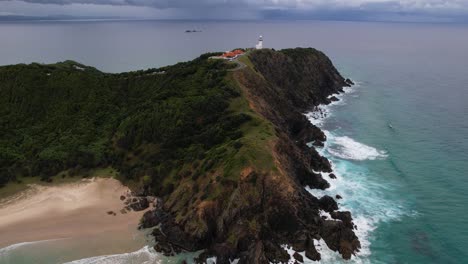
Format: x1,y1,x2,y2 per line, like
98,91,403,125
312,140,324,147
345,79,355,86
128,197,149,211
293,252,303,263
305,237,320,261
319,195,338,213
330,211,353,229
320,220,360,260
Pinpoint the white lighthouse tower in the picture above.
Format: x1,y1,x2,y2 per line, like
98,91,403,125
255,35,263,50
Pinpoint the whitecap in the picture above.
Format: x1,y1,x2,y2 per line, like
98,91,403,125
302,81,411,263
327,136,388,161
306,159,405,263
305,83,359,128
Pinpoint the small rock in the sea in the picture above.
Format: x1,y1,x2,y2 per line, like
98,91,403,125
313,141,324,147
293,252,304,262
319,195,338,212
336,194,342,199
329,173,337,179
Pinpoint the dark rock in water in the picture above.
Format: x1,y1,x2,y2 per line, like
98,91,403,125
293,252,303,262
292,232,308,252
335,194,342,199
330,211,353,229
320,220,361,260
329,96,339,102
319,195,338,213
263,241,290,263
154,242,174,256
305,237,321,261
345,78,354,86
329,173,337,179
312,140,324,147
308,148,332,173
128,197,149,211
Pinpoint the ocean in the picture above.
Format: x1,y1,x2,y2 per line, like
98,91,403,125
0,20,467,263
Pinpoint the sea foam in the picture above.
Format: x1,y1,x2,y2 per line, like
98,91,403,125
64,246,161,264
303,83,407,263
326,135,388,161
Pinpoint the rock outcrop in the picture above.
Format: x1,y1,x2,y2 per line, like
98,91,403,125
140,48,360,263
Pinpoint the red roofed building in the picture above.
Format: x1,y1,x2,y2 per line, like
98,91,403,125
221,49,244,59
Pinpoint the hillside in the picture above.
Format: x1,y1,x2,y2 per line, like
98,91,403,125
0,48,359,263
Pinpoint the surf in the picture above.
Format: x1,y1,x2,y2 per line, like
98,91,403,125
304,82,409,263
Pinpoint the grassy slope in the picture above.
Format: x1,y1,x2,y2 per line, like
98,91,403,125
0,54,277,205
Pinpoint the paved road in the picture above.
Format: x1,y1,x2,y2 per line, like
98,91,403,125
228,57,247,72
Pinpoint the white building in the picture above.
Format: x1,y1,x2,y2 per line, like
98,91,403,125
255,35,263,50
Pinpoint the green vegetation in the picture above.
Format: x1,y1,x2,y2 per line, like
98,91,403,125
0,53,277,200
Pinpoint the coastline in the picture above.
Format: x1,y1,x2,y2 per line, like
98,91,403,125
0,177,148,263
1,48,362,263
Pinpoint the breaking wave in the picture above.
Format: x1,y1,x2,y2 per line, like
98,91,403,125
303,82,410,263
64,246,159,264
327,135,388,161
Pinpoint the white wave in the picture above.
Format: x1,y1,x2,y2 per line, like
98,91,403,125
305,83,359,128
302,80,412,263
306,154,407,263
0,238,69,255
327,136,388,161
64,246,161,264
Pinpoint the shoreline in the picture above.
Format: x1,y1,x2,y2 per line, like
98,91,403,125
0,177,148,261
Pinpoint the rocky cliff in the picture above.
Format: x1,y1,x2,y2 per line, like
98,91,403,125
141,48,360,263
0,48,358,263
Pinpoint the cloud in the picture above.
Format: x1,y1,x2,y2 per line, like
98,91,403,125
9,0,468,11
1,0,468,21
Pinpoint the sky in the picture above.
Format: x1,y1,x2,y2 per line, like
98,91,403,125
1,0,468,22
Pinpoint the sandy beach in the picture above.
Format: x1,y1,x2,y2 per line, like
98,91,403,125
0,178,148,255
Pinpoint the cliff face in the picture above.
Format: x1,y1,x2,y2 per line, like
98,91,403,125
0,48,358,263
141,48,360,263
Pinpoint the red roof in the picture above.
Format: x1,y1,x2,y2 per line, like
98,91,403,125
221,49,244,58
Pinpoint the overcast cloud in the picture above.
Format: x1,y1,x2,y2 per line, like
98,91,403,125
1,0,468,22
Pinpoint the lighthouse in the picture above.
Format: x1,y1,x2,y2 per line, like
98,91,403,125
255,35,263,50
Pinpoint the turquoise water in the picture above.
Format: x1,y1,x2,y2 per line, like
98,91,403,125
311,40,468,263
0,20,467,263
